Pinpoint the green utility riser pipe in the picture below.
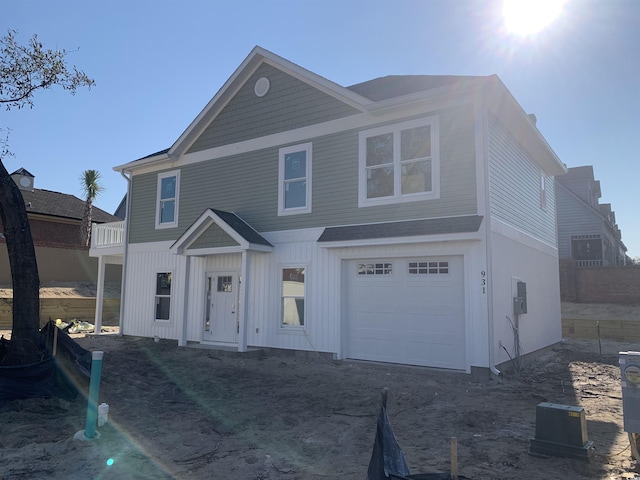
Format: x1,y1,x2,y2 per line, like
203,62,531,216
84,351,104,439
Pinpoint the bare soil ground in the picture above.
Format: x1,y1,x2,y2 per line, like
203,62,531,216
1,302,639,480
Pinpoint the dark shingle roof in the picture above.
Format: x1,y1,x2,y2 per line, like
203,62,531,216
347,75,480,101
318,216,483,243
211,209,272,247
21,189,119,223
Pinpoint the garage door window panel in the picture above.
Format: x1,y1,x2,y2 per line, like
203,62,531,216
357,262,393,275
409,261,449,275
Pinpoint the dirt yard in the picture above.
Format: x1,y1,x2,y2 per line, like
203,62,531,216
1,303,639,480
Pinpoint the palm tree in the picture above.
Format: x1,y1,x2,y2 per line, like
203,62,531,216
79,169,104,247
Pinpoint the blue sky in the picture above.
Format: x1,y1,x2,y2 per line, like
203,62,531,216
1,0,639,256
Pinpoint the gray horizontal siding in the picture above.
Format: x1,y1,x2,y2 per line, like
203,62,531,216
488,114,557,247
556,185,606,259
188,63,360,153
189,224,238,250
129,103,478,244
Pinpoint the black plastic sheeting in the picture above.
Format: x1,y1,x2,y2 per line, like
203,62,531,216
366,389,471,480
0,321,91,400
366,389,411,480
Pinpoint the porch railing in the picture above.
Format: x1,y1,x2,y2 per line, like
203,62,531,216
91,221,125,248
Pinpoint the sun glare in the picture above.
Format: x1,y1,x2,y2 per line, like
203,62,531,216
503,0,566,35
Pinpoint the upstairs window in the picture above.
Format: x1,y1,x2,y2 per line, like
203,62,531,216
540,170,547,211
278,143,312,216
359,117,439,207
156,170,180,229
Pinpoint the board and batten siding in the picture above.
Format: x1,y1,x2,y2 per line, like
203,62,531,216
121,242,184,340
129,103,479,245
187,63,360,154
487,114,557,247
555,184,607,259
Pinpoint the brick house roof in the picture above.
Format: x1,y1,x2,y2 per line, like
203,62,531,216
21,188,118,223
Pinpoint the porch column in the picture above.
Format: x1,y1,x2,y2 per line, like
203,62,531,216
178,255,191,347
238,251,250,352
94,255,105,334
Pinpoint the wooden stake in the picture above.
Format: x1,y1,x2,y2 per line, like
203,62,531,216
53,323,58,357
450,436,458,479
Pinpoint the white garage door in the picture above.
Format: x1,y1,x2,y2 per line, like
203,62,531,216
346,256,465,370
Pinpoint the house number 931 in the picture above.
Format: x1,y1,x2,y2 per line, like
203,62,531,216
481,271,487,294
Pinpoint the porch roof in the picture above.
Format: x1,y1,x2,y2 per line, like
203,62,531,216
317,215,483,243
171,208,273,255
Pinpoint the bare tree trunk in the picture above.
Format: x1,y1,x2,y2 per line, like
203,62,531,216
0,160,40,343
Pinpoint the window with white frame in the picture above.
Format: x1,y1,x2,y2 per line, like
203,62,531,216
359,117,439,206
156,170,180,229
278,143,312,215
281,267,305,327
154,272,172,321
540,170,547,211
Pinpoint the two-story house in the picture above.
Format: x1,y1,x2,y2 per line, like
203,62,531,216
556,165,628,267
91,47,566,374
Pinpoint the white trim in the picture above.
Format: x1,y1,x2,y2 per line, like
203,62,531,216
155,170,180,229
278,142,312,216
153,269,174,323
114,86,482,175
170,208,274,255
491,217,559,255
319,231,482,249
358,116,440,207
278,263,308,331
539,169,548,211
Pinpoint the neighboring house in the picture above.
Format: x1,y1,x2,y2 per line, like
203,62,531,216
556,166,628,267
0,168,122,284
91,47,567,374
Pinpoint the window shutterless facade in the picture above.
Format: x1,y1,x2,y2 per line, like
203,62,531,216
154,272,172,321
359,117,439,207
278,143,312,216
156,170,180,229
281,267,306,327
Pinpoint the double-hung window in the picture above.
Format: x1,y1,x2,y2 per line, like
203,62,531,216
359,117,439,207
154,272,172,321
156,170,180,229
281,267,306,327
278,143,312,215
540,170,547,211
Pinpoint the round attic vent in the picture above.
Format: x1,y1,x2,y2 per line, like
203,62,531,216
254,77,270,97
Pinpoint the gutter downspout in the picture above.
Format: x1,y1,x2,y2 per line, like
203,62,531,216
117,170,132,336
480,82,500,377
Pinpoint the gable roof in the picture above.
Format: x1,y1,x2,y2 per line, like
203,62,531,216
171,208,273,255
21,189,119,223
347,75,479,101
115,47,565,178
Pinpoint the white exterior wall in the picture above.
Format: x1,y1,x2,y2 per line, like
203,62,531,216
489,220,562,367
122,241,183,340
122,229,491,372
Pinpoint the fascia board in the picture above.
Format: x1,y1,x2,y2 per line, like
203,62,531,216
318,231,482,248
485,76,567,176
113,151,171,173
365,77,485,115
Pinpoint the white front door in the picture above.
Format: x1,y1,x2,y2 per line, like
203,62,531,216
203,272,238,343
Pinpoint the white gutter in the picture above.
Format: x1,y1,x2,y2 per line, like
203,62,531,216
117,170,132,336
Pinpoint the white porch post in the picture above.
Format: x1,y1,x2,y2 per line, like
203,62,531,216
94,255,105,334
178,255,191,347
238,251,250,352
